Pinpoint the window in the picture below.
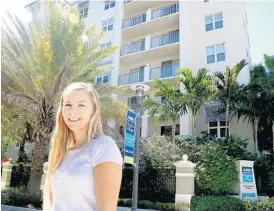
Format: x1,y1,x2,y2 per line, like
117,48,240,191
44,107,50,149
100,42,112,49
161,124,180,136
206,43,225,64
205,12,223,31
208,121,229,138
102,18,114,32
104,0,115,10
95,72,111,84
79,8,88,19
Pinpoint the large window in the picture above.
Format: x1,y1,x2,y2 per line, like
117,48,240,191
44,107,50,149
205,12,223,31
102,18,114,32
78,1,89,19
104,0,115,10
208,121,229,138
206,43,225,64
95,72,111,84
161,124,180,136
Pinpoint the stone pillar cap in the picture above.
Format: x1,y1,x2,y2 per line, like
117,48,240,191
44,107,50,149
174,154,196,167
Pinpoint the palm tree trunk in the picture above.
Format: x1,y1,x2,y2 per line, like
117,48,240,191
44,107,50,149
192,114,196,141
27,130,50,199
172,121,176,153
252,118,259,156
226,102,230,138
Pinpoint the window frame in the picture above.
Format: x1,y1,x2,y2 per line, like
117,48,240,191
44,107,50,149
205,11,223,32
102,18,114,32
206,43,225,64
208,120,229,138
104,0,115,10
79,7,89,19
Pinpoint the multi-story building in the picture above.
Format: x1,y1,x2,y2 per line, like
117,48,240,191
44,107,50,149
25,0,254,152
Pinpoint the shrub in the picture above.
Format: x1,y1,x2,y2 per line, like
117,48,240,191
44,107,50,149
242,198,274,211
195,142,238,195
191,196,245,211
1,186,41,208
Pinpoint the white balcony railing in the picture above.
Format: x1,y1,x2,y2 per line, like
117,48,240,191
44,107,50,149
118,70,144,85
122,13,146,29
152,3,179,20
151,30,179,49
150,63,180,80
120,39,145,56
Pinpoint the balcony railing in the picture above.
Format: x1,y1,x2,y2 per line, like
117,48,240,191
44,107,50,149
122,13,146,29
118,70,144,85
151,30,179,49
152,3,179,20
120,39,145,56
150,63,180,80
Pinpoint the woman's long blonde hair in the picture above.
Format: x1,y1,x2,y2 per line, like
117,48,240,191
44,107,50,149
43,82,104,210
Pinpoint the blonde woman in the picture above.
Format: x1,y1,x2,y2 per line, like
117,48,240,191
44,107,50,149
43,82,123,211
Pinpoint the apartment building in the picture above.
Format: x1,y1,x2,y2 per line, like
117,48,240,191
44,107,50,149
25,0,254,152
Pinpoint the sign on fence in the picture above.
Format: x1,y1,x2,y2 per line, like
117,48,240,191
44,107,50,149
124,111,136,165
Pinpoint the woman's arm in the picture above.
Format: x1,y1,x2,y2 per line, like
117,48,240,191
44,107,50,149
94,162,122,211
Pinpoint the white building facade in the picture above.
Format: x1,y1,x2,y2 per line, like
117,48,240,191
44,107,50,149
27,0,255,152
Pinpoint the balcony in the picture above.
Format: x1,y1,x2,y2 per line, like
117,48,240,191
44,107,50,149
120,30,179,65
122,13,146,29
122,3,179,40
150,63,180,80
123,1,178,18
151,30,179,48
151,3,179,20
119,70,144,85
120,39,145,56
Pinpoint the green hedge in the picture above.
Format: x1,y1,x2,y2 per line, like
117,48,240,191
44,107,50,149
1,187,42,208
242,198,274,211
191,196,245,211
118,198,189,211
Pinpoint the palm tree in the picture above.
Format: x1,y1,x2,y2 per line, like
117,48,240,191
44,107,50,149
215,59,248,137
142,79,187,150
179,68,216,139
1,2,124,197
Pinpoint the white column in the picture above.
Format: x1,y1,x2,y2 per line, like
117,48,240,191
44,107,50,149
145,34,151,51
174,154,196,207
144,64,150,82
146,8,152,22
141,110,149,138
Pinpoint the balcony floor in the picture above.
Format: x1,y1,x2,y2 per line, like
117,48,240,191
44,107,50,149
120,42,179,66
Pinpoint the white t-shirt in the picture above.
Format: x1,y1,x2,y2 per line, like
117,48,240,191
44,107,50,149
50,136,123,211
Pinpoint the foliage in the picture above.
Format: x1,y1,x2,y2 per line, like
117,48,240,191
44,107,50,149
242,198,274,211
179,68,216,138
195,142,238,195
190,196,245,211
118,198,189,211
140,135,182,169
215,59,248,137
1,187,42,208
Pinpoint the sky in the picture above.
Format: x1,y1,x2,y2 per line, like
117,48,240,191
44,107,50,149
1,0,274,65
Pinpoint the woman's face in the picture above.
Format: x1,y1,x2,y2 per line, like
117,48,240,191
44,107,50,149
62,89,94,133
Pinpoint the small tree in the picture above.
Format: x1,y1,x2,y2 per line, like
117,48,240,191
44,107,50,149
215,59,248,137
179,68,216,139
142,79,187,150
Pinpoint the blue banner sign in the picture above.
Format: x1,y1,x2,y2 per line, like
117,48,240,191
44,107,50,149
124,111,136,164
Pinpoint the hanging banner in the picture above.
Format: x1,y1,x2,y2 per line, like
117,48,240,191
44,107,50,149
124,110,136,164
